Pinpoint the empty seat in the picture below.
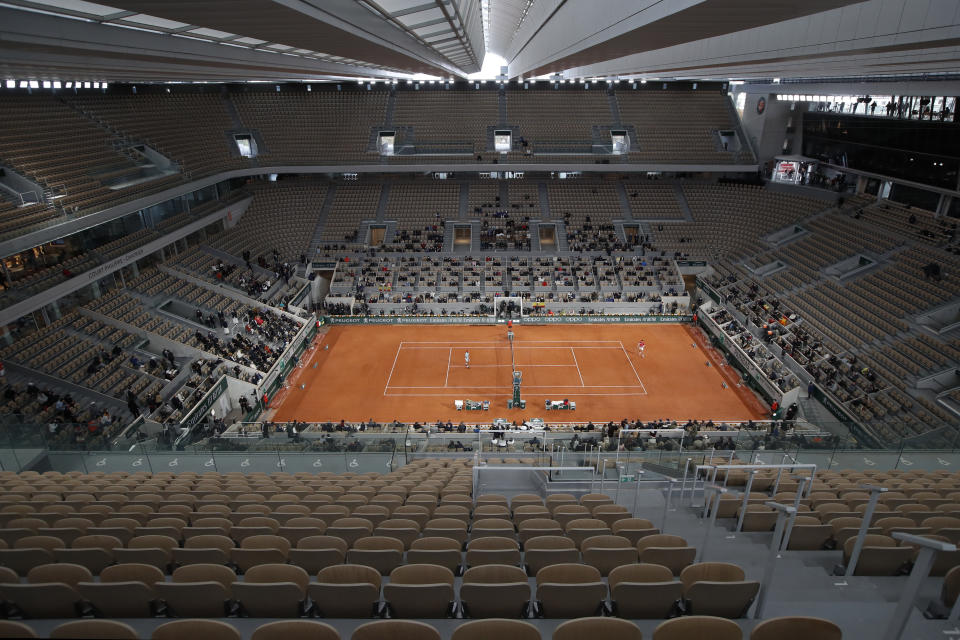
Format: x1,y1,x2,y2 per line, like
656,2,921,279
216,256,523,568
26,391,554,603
351,620,441,640
154,564,236,617
749,616,842,640
53,534,120,573
374,518,421,549
309,564,382,618
459,564,531,618
652,616,743,640
383,564,455,618
0,621,36,638
466,536,521,567
152,619,242,640
77,562,163,617
553,617,643,640
251,620,341,640
327,518,375,547
0,581,83,618
50,620,138,639
680,562,759,618
581,535,637,576
288,535,348,574
524,535,580,575
278,517,328,547
842,534,912,576
471,518,515,539
612,518,660,545
518,518,563,544
232,564,309,617
637,534,696,575
452,619,540,640
347,536,404,575
173,534,235,566
609,563,683,618
534,563,607,618
785,516,832,550
407,536,462,573
115,534,178,570
231,534,291,572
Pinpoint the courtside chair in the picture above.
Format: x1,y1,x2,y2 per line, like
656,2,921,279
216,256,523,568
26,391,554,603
553,617,643,640
459,564,531,618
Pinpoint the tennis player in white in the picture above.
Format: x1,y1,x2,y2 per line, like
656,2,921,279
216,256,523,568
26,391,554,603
465,350,470,369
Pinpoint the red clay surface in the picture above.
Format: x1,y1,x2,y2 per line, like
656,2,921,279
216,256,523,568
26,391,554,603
270,324,767,423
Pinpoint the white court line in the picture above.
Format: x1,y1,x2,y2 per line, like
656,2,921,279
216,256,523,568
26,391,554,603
619,340,647,393
444,347,452,388
385,391,649,397
399,346,623,350
399,340,625,344
448,364,580,368
571,347,585,386
386,384,645,389
383,344,403,396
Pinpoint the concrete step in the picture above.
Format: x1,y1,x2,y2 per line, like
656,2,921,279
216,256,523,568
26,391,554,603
308,185,338,255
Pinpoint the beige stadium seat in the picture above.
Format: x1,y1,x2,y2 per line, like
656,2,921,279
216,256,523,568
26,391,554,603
511,495,545,510
534,563,607,618
592,504,632,528
383,564,456,618
77,562,163,617
278,517,328,546
115,534,178,570
738,505,779,532
524,535,580,575
474,505,511,520
749,616,842,639
173,534,235,566
546,494,578,514
152,619,242,640
251,620,341,640
353,506,390,528
407,536,462,573
466,536,521,567
652,616,743,640
553,505,591,529
423,518,469,545
565,519,612,549
518,518,563,544
53,533,120,573
309,564,382,618
347,536,404,575
351,620,441,640
785,516,832,550
609,562,683,618
288,535,348,574
0,581,83,617
452,619,540,640
0,621,37,638
374,518,421,549
392,506,431,528
553,617,643,640
581,535,638,576
613,518,660,545
232,563,309,617
231,534,291,572
0,536,61,575
842,535,912,576
433,506,470,525
50,620,138,639
327,518,375,547
459,564,531,618
901,534,960,576
637,534,696,575
154,564,236,617
471,518,515,539
680,562,759,618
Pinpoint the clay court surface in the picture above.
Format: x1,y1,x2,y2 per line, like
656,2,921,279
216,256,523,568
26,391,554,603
270,323,767,423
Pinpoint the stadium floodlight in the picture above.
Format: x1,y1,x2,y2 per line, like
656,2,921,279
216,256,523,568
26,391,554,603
53,81,61,89
5,79,15,89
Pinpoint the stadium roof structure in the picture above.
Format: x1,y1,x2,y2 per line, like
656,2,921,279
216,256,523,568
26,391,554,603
0,0,958,83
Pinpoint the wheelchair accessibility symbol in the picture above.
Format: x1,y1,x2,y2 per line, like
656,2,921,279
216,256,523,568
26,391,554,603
313,459,323,468
240,459,251,467
95,458,107,467
168,458,179,467
277,459,286,468
349,458,359,468
204,459,215,467
131,458,143,467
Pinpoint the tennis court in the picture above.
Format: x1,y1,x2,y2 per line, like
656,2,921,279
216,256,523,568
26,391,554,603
269,323,767,423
